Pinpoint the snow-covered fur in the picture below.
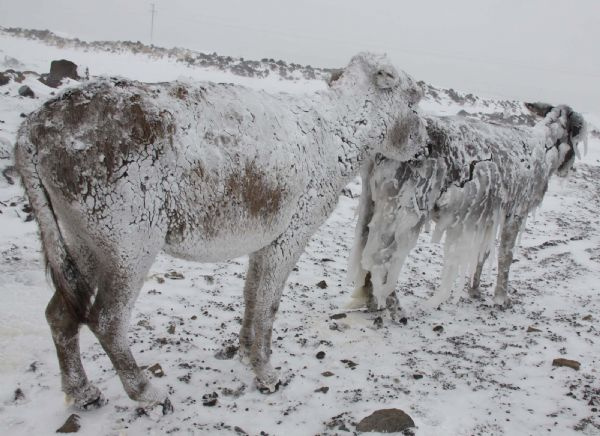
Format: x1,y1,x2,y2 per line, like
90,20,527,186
14,52,427,409
349,103,587,312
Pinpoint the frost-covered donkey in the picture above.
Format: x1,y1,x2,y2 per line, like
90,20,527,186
349,103,586,312
15,52,427,409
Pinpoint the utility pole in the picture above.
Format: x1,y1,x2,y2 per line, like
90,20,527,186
150,3,156,44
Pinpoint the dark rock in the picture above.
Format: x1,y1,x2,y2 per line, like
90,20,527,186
167,323,176,334
56,414,80,433
314,386,329,394
341,359,358,369
527,326,542,333
330,313,347,320
322,371,335,377
0,73,9,86
164,270,184,280
316,351,326,360
552,358,581,371
399,317,408,325
215,344,238,360
14,388,24,402
433,325,444,333
413,374,423,380
148,363,164,377
234,427,249,435
316,280,328,289
356,408,415,433
18,85,34,98
373,316,384,329
582,314,592,321
41,59,79,88
202,392,218,406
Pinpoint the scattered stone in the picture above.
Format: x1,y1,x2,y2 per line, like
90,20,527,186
215,344,238,360
0,73,9,86
164,271,185,280
330,313,347,320
552,358,581,371
40,59,79,88
316,280,328,289
413,374,423,380
155,276,165,284
322,371,335,377
373,316,384,329
18,85,34,98
148,363,165,377
204,275,215,284
28,361,38,372
527,326,542,333
13,388,25,402
356,408,415,433
582,315,593,321
191,315,198,320
56,414,80,433
136,319,152,330
202,392,218,407
314,386,329,394
234,426,249,435
316,351,326,360
433,325,444,334
162,398,174,415
341,359,358,369
321,258,334,262
167,323,176,334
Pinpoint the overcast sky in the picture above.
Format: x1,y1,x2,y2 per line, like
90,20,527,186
1,0,599,111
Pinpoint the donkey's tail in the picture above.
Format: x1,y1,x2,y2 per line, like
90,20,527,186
14,123,95,322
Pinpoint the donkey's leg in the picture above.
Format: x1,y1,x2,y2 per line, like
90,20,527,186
468,250,490,299
87,251,164,405
46,292,105,409
239,255,260,364
494,215,523,307
246,235,308,393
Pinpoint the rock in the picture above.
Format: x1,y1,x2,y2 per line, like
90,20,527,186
164,270,184,280
373,316,384,329
582,314,592,321
41,59,79,88
148,363,164,377
413,374,423,380
215,344,238,360
13,388,25,402
316,351,326,360
433,325,444,334
162,398,174,415
341,359,358,369
356,408,415,433
234,426,249,435
398,317,408,325
167,323,176,334
202,392,218,406
18,85,34,98
330,313,347,320
316,280,328,289
0,73,9,86
527,326,542,333
552,358,581,371
321,371,335,377
314,386,329,394
56,414,81,433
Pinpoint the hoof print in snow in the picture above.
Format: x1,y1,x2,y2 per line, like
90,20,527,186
433,325,444,334
316,351,326,360
202,392,218,406
13,388,25,402
526,326,542,333
56,414,81,433
330,312,347,320
356,408,415,434
165,270,185,280
162,398,174,415
18,85,35,98
148,363,165,377
552,358,581,371
316,280,328,289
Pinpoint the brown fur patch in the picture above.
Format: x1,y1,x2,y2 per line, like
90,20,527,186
226,161,284,217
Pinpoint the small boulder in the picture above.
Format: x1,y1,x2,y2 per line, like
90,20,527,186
56,414,80,433
356,408,415,433
41,59,79,88
0,73,9,86
148,363,164,377
552,358,581,371
18,85,35,98
316,280,328,289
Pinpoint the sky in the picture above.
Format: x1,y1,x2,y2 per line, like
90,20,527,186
1,0,599,112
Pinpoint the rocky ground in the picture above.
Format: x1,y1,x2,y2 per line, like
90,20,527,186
0,30,599,436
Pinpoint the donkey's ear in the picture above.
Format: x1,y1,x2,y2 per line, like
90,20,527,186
525,102,554,118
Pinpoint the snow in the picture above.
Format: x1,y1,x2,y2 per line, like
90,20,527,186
1,33,599,435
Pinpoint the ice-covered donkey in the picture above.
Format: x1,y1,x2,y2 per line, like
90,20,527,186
348,103,587,313
15,52,427,410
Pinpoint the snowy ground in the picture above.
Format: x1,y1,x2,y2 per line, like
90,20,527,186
0,32,599,436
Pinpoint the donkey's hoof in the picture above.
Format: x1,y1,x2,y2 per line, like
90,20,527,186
67,384,107,410
468,287,482,299
256,378,281,394
493,295,511,308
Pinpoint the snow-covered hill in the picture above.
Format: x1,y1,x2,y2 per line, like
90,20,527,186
0,30,599,435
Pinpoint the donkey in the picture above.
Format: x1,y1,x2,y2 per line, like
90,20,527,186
348,103,587,313
15,52,428,409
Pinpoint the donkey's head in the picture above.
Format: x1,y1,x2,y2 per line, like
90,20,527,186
526,102,588,176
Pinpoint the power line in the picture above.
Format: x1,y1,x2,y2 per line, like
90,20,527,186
150,3,156,44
